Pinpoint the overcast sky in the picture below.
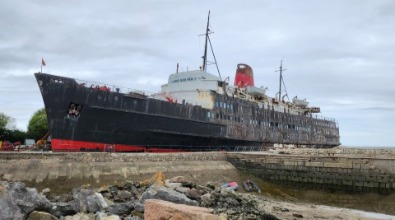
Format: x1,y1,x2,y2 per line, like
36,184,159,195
1,0,394,147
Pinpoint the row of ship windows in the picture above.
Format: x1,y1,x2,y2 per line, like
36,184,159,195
215,101,327,128
207,111,311,132
170,76,204,84
314,121,335,128
215,101,235,110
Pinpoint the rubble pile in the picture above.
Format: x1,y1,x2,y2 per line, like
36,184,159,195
0,173,278,220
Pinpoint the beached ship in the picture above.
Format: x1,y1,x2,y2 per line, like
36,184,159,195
34,13,340,152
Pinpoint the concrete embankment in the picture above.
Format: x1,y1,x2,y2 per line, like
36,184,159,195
0,152,237,193
1,147,395,194
227,147,395,193
2,148,395,215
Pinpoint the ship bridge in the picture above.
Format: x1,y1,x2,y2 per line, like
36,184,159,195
155,70,222,109
163,70,220,92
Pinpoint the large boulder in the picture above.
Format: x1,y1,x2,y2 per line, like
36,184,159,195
26,211,58,220
185,188,203,200
175,186,190,194
169,176,194,188
169,176,188,183
116,190,132,201
63,212,95,220
72,186,95,212
164,180,182,190
50,201,79,218
0,181,52,220
94,212,121,220
106,201,134,215
135,186,198,212
144,199,218,220
86,192,108,213
124,216,142,220
200,193,215,207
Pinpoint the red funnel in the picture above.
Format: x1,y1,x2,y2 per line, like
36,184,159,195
234,63,254,88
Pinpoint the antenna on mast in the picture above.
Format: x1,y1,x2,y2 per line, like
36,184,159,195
202,11,210,72
275,60,289,101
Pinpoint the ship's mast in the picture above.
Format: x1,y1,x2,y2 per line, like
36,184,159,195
275,60,287,101
200,11,222,80
202,11,210,72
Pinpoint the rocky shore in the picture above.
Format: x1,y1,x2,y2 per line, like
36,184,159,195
1,172,394,220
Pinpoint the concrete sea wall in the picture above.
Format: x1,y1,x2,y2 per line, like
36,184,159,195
1,148,395,194
0,152,235,193
227,148,395,193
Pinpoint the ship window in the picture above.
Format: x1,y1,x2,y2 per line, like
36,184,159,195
207,112,211,118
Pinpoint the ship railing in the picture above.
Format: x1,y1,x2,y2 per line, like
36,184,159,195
75,79,156,96
313,114,337,123
313,115,339,128
74,78,210,108
150,92,212,109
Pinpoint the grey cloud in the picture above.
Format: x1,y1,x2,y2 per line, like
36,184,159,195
1,0,394,147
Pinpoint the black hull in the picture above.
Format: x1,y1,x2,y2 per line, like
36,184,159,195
35,73,340,152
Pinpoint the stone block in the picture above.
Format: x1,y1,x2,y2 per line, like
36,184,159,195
284,161,296,166
360,164,370,170
323,162,352,169
352,163,361,169
144,199,217,220
305,162,323,167
377,175,389,183
355,175,365,181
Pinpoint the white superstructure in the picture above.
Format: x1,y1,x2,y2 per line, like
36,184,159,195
152,70,224,109
151,66,321,118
